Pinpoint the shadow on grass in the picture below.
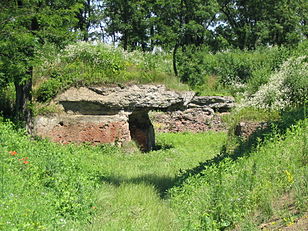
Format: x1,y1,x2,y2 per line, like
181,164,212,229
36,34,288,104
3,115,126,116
99,174,176,198
97,107,305,199
98,140,175,198
153,143,174,151
172,106,306,188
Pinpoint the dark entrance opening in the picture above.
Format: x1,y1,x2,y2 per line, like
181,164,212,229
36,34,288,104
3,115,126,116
128,110,155,152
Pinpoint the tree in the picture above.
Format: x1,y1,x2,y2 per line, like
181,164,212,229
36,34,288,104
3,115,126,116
261,0,307,46
76,0,92,41
216,0,307,50
103,0,156,51
0,0,83,130
75,0,107,41
153,0,219,76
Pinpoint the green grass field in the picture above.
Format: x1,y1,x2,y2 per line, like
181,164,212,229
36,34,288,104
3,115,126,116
0,116,307,230
0,123,227,230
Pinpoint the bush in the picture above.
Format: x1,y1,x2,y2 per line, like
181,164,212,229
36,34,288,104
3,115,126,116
284,56,308,106
34,42,175,102
240,56,307,110
35,78,63,102
176,44,295,96
203,46,291,87
177,45,208,87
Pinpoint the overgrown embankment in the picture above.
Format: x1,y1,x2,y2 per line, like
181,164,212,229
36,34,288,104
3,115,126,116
169,114,307,230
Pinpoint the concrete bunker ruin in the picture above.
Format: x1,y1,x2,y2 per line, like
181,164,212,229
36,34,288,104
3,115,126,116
33,85,234,152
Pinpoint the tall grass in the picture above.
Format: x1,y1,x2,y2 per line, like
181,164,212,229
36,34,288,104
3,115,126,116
1,113,307,230
169,118,307,230
77,132,228,230
33,42,189,103
0,120,114,230
0,119,227,230
1,114,306,230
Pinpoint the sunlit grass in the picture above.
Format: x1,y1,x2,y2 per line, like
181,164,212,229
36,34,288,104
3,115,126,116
1,117,306,230
86,183,178,231
78,132,227,230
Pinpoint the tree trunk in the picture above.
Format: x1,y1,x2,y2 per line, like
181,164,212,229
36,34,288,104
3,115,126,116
123,31,128,50
173,43,179,76
14,2,36,133
14,69,33,133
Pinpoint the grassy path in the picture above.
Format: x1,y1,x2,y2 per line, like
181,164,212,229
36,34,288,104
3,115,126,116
1,119,306,230
79,132,228,231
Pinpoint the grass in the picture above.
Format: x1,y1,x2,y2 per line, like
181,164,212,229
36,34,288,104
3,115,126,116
75,132,228,230
0,122,227,230
169,118,307,230
0,108,307,230
32,42,190,105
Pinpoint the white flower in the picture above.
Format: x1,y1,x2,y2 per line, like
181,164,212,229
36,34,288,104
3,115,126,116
239,56,307,110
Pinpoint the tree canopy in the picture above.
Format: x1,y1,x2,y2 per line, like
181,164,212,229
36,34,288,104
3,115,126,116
0,0,82,126
0,0,306,126
80,0,307,51
77,0,307,76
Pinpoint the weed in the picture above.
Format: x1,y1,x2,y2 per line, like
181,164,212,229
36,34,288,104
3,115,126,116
168,119,307,230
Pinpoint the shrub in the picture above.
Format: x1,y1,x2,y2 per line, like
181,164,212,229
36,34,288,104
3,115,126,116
34,42,175,102
207,46,293,90
177,45,295,96
284,57,308,106
240,56,307,110
177,45,208,87
35,78,63,102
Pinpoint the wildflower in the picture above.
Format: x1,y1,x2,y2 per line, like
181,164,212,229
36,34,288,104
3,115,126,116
285,170,294,183
17,157,29,164
18,157,28,161
9,151,17,156
239,56,307,110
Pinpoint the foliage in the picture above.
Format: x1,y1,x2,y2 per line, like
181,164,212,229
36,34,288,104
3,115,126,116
101,0,219,51
222,107,280,128
81,0,306,52
177,46,207,86
0,120,227,230
33,41,185,103
175,44,293,92
0,83,15,117
1,111,307,230
0,0,83,120
215,0,307,50
1,0,307,120
204,46,291,86
102,0,157,51
193,75,231,96
240,56,308,110
177,42,307,99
